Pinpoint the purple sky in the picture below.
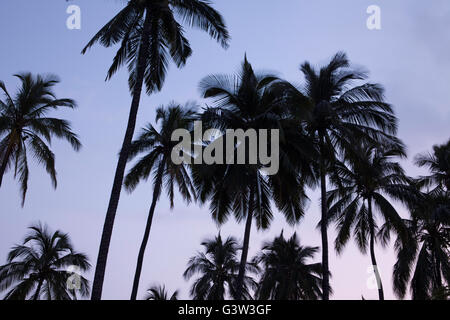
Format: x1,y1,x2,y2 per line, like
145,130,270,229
1,0,449,300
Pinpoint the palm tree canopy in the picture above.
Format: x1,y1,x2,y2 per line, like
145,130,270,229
81,0,229,94
183,233,258,300
415,139,450,191
327,143,413,253
393,190,450,299
193,56,310,229
0,73,81,205
124,102,197,206
0,223,90,300
253,232,323,300
145,284,178,300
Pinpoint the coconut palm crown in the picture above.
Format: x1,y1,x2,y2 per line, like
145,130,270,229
253,232,323,300
0,73,81,205
0,223,90,300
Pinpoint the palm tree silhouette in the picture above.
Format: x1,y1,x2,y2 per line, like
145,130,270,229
327,143,411,300
0,223,90,300
184,233,258,300
194,57,308,299
393,190,450,299
0,73,81,205
283,52,400,299
124,103,197,300
253,232,323,300
393,142,450,299
81,0,229,299
145,284,178,300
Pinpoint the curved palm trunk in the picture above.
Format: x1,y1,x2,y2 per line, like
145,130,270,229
33,278,44,300
130,189,160,300
368,198,384,300
91,11,153,300
235,191,254,300
319,138,330,300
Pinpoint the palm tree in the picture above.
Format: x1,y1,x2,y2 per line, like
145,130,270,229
124,103,197,300
283,52,401,299
327,143,412,300
415,139,450,192
432,286,450,300
193,57,309,299
0,73,81,205
253,232,322,300
183,233,258,300
145,284,178,300
0,223,90,300
393,190,450,299
81,0,229,299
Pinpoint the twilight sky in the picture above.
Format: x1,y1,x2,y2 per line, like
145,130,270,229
1,0,449,300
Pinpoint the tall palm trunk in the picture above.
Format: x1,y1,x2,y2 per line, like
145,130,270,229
319,137,330,300
235,189,254,300
33,278,44,300
130,163,164,300
368,198,384,300
0,141,14,187
91,10,153,300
